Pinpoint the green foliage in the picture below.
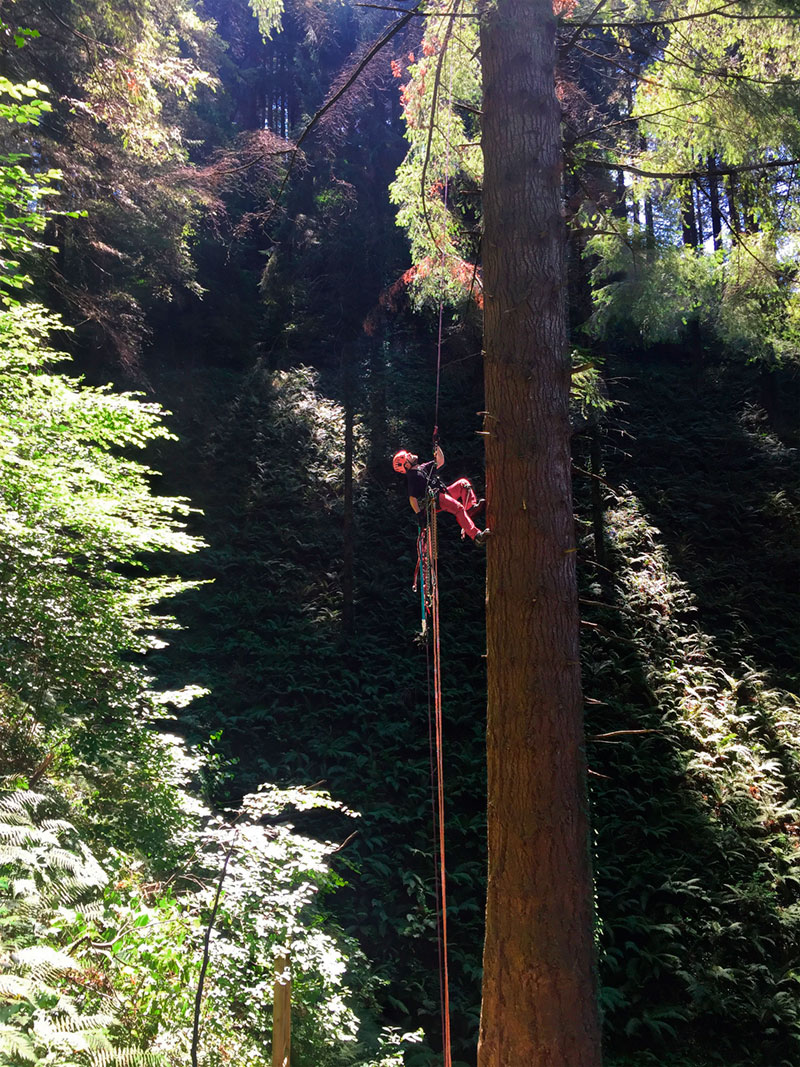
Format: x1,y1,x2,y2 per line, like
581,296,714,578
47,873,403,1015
627,4,800,176
0,299,210,853
576,353,800,1065
0,783,421,1067
388,13,483,310
0,76,79,296
586,228,800,365
571,350,612,418
248,0,287,39
1,1,225,359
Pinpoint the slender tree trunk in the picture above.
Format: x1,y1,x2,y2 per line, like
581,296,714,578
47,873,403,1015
644,197,656,252
726,173,741,234
640,133,656,252
478,0,601,1062
342,346,355,635
707,156,722,250
694,185,704,247
740,180,759,234
681,184,698,247
565,171,592,332
612,168,627,219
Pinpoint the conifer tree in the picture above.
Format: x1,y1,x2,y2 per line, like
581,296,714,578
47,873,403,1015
477,0,601,1062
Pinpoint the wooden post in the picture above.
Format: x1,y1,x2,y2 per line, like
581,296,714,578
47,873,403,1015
272,954,291,1067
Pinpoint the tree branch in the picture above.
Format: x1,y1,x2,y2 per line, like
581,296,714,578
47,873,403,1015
250,6,420,231
419,2,460,256
571,3,800,30
559,0,613,52
354,3,479,15
191,832,237,1067
588,729,661,740
587,156,800,182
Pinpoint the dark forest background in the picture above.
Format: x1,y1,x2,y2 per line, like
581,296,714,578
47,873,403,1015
1,0,800,1065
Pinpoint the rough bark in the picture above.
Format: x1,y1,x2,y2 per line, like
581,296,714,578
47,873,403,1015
478,0,601,1063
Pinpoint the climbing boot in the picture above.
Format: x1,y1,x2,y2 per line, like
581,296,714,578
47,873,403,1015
468,498,485,519
475,528,491,546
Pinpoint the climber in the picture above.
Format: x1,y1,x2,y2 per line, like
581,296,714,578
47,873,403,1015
392,444,490,545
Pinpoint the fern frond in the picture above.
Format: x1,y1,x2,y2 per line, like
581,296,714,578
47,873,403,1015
11,877,37,899
0,824,41,848
0,790,50,819
89,1046,166,1067
39,818,81,836
0,1023,36,1063
41,847,101,878
48,1002,114,1032
0,811,33,828
0,972,36,1001
76,900,106,922
12,945,81,980
0,852,40,883
32,1017,111,1052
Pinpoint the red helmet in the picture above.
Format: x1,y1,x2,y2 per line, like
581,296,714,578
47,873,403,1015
392,449,413,473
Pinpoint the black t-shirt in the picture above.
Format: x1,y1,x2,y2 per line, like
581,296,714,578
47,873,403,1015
407,460,445,501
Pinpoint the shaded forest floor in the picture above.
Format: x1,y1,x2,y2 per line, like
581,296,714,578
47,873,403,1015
148,339,800,1066
580,350,800,1066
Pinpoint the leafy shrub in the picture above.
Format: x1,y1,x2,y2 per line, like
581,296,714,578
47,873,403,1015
0,783,420,1067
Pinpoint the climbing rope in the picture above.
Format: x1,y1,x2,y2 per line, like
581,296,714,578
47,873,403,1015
408,35,457,1067
432,40,454,440
428,40,456,1067
420,493,452,1067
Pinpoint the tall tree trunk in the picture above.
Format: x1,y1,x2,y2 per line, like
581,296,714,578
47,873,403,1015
478,0,601,1062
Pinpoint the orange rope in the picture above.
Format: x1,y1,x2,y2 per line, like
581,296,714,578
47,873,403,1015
425,40,455,1065
427,505,452,1067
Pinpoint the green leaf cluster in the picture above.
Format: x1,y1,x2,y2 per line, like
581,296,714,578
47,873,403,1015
586,227,800,366
0,783,420,1066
